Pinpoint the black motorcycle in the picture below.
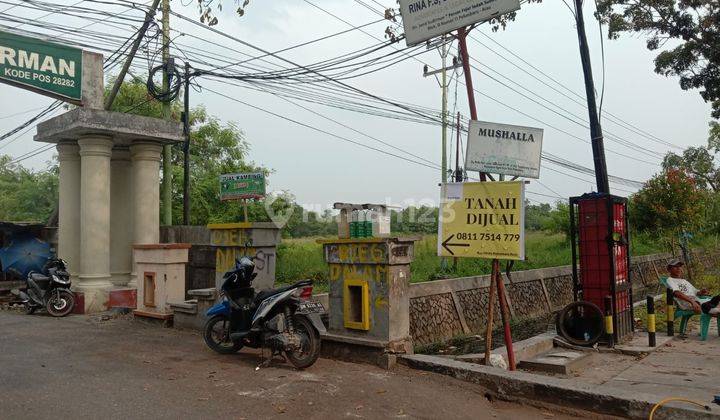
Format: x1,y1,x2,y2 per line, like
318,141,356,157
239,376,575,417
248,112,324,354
17,258,75,317
204,257,326,369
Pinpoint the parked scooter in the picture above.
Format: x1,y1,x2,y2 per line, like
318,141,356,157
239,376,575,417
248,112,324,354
17,258,75,317
204,256,326,369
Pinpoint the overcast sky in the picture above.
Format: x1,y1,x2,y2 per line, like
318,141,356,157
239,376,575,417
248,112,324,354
0,0,713,211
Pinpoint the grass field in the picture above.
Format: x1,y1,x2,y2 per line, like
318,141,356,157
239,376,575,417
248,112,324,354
275,231,698,291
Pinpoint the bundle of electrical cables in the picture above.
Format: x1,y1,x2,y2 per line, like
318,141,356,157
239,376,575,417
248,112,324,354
146,58,182,103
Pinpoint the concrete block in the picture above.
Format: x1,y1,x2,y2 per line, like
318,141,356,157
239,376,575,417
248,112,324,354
519,350,592,375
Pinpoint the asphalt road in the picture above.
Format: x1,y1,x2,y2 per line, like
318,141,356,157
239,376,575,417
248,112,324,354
0,310,601,419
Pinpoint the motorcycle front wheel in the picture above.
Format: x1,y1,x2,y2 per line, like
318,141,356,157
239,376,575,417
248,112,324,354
24,303,36,315
203,315,243,354
46,290,75,317
286,315,321,369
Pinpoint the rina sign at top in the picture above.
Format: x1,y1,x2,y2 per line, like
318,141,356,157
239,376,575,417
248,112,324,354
398,0,521,46
0,30,82,103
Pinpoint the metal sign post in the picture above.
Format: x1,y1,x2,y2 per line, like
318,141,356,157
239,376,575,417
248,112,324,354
457,25,516,371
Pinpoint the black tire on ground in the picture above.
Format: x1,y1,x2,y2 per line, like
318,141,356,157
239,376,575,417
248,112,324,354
46,290,74,317
555,300,604,347
25,303,37,315
203,315,243,354
286,315,321,369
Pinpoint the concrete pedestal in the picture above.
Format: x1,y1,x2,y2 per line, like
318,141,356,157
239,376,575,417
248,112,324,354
207,222,281,291
133,244,190,320
318,237,419,368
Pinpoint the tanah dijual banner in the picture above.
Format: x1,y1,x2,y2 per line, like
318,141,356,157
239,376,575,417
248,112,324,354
220,172,266,201
398,0,521,46
438,181,525,260
0,30,82,102
465,120,544,179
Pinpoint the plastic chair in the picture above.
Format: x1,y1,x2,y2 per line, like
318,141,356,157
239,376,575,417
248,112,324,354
660,277,719,340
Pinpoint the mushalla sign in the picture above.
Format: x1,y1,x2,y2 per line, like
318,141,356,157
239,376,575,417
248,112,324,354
438,181,525,260
0,30,82,103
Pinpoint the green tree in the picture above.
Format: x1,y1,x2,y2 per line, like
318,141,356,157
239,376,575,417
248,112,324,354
596,0,720,118
108,77,269,225
630,169,707,237
0,155,58,222
525,202,552,231
662,146,719,191
542,202,571,239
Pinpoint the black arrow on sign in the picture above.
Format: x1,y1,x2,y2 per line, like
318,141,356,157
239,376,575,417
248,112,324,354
442,234,470,256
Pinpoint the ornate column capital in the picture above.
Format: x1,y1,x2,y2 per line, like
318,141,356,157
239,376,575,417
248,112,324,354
78,135,114,158
130,142,163,163
56,142,80,162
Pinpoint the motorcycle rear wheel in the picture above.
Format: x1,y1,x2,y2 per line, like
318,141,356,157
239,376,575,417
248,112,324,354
46,290,75,317
286,315,321,369
204,315,243,354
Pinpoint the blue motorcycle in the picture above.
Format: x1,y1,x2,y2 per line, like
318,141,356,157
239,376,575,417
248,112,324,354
204,256,326,369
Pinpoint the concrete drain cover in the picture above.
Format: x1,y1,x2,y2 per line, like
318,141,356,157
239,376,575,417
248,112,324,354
518,350,591,375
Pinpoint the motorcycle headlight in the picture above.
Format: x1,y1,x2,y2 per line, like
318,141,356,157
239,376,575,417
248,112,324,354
52,275,70,285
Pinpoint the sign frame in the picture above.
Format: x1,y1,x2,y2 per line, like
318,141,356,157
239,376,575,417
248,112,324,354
398,0,521,47
0,30,83,104
219,172,266,201
465,120,544,179
438,181,525,260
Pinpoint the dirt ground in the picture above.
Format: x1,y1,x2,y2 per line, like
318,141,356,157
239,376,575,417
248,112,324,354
0,310,612,420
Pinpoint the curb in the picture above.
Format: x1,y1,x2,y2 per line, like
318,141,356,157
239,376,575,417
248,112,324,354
400,354,718,419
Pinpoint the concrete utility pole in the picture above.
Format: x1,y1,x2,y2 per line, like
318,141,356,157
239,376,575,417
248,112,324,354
573,0,609,194
161,0,173,225
440,37,448,184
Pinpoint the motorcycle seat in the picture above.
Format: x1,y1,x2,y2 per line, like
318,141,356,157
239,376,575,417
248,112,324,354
254,279,313,304
29,272,50,282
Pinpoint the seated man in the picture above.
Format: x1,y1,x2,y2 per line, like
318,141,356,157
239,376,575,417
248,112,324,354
666,259,720,316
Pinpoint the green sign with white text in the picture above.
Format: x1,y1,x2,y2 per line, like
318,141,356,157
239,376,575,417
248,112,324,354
0,30,82,103
220,172,266,201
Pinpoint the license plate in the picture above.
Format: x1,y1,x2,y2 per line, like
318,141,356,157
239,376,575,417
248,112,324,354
298,300,325,313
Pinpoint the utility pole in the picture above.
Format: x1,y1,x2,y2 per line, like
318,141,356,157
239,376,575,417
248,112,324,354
104,0,161,110
423,36,462,183
440,36,448,184
574,0,609,194
454,112,462,182
182,62,191,225
161,0,173,225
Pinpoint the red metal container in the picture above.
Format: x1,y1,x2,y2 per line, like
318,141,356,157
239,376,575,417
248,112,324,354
570,194,633,343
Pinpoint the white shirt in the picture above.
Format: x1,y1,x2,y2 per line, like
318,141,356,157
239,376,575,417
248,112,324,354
666,277,708,310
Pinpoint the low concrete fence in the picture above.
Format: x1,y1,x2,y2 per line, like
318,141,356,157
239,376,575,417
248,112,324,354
408,249,720,345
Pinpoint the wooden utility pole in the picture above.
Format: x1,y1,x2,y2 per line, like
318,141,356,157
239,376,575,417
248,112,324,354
574,0,609,194
161,0,173,225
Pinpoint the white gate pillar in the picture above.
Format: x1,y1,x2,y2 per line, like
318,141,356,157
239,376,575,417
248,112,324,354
129,142,163,287
77,135,114,312
56,142,81,279
110,147,133,287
